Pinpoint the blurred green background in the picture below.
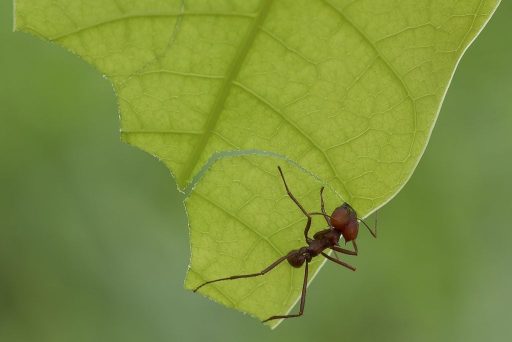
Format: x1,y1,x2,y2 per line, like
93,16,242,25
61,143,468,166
1,1,511,341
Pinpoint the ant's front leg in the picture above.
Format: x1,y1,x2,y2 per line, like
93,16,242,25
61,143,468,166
278,166,313,242
319,187,331,226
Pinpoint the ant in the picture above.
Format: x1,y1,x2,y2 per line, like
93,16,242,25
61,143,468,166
193,166,377,323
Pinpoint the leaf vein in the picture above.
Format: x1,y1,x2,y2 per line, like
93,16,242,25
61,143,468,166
321,0,418,157
232,80,350,198
194,191,284,256
50,11,257,40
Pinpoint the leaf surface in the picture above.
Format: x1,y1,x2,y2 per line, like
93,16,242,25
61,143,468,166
15,0,500,327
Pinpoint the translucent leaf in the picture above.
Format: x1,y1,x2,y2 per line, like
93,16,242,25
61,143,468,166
15,0,500,328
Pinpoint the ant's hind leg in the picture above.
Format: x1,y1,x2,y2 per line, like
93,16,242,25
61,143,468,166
193,254,289,292
262,261,309,323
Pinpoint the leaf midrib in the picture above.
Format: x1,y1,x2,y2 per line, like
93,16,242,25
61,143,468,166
179,0,274,187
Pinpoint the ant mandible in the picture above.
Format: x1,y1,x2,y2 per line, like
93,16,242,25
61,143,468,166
193,166,377,323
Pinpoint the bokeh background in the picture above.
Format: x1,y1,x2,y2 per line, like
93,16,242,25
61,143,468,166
1,1,511,341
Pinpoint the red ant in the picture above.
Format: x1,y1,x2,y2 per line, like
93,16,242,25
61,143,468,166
193,166,377,322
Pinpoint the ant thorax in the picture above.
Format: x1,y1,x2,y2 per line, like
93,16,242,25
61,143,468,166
308,229,342,256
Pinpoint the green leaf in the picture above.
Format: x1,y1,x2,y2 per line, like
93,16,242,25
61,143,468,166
15,0,500,328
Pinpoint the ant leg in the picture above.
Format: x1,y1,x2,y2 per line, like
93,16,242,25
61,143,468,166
331,240,358,256
277,166,309,216
308,187,334,225
321,252,356,271
309,212,333,222
320,187,331,226
304,218,312,244
359,212,377,238
332,241,358,261
193,254,289,292
277,166,312,242
262,261,309,323
331,250,343,263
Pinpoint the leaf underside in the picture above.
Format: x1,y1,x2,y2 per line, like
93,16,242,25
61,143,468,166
15,0,500,328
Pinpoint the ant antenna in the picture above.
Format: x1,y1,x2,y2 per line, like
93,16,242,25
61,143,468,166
309,212,334,222
358,211,378,238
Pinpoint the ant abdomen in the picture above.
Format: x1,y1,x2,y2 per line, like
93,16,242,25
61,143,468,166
287,248,309,268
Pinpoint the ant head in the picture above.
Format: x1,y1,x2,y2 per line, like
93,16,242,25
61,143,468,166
330,203,359,242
